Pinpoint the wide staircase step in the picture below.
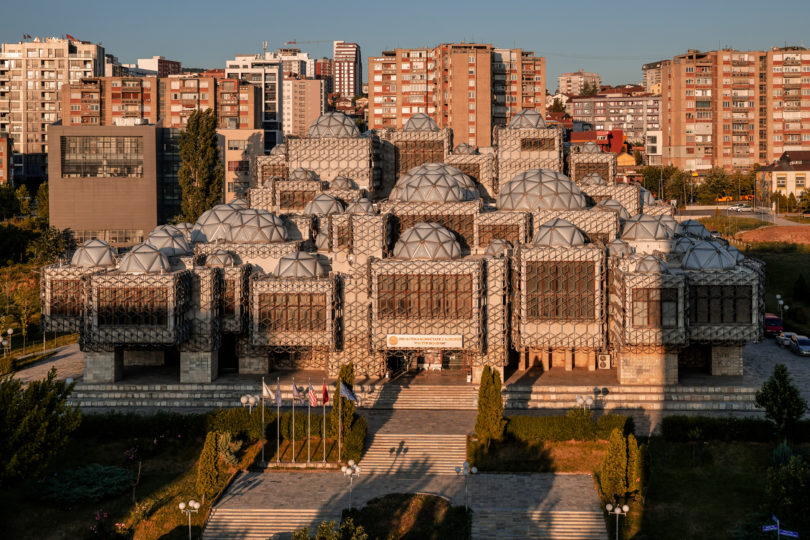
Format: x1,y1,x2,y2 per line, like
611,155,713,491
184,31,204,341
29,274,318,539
358,383,478,410
361,433,468,476
202,508,341,540
472,510,607,540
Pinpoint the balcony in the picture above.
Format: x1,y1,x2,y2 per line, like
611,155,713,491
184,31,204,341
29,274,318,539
783,58,801,66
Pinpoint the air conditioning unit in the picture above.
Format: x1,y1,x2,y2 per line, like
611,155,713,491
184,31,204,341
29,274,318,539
597,353,612,370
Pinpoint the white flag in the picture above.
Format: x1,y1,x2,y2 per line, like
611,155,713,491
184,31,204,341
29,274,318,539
262,380,273,400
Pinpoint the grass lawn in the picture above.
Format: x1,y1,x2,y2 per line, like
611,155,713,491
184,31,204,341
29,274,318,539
744,244,810,336
342,493,470,540
468,436,607,473
699,215,768,236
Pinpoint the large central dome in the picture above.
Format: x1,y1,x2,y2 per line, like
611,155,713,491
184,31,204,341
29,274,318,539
308,112,360,139
389,163,478,203
393,222,462,260
508,109,547,129
497,169,587,211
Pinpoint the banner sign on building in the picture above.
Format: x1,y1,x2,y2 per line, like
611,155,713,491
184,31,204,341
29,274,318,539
386,334,463,349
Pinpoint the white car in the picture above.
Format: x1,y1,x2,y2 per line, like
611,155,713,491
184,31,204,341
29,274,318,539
777,331,798,347
728,203,753,212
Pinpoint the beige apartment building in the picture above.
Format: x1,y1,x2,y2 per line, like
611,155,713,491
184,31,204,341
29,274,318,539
282,77,326,138
642,61,664,94
661,47,810,172
557,69,601,95
333,41,362,97
571,93,661,143
218,128,264,202
0,37,105,180
368,43,545,148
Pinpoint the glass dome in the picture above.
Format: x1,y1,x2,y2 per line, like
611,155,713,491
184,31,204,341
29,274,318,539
70,239,116,267
204,249,235,268
389,163,478,203
579,141,602,154
508,109,547,129
581,172,606,186
607,238,632,257
673,236,697,254
345,198,375,214
270,143,287,156
635,255,668,273
330,176,357,190
681,240,737,270
229,210,287,243
595,199,630,220
532,218,587,247
403,113,439,132
288,168,320,182
118,244,171,274
191,204,238,243
274,252,327,278
485,239,512,258
303,193,345,215
392,222,462,260
308,112,360,138
453,143,477,155
621,214,672,241
497,169,587,211
146,228,192,257
677,219,712,239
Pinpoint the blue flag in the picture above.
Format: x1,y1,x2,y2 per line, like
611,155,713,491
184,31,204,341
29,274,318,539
339,381,358,403
292,381,305,404
274,381,282,407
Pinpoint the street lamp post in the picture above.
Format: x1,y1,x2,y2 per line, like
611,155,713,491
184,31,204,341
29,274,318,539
576,395,594,409
341,460,361,510
178,499,200,540
455,461,478,511
776,294,790,321
240,394,259,414
605,503,630,539
6,328,13,355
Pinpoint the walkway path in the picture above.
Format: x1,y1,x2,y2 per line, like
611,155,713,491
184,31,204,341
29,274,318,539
12,343,82,385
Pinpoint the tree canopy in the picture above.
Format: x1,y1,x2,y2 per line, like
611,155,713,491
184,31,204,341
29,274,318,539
177,109,224,222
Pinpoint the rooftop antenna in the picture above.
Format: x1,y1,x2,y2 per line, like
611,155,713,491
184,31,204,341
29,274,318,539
262,41,268,56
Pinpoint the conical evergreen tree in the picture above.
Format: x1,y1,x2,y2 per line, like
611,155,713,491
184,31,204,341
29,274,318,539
475,366,506,446
178,109,224,222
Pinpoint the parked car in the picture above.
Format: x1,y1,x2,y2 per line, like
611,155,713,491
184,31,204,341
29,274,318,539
790,335,810,356
777,331,798,347
728,203,753,212
710,230,722,239
764,314,784,336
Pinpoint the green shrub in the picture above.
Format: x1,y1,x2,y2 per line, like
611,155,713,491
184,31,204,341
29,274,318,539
597,414,636,439
344,415,368,463
280,411,331,441
206,406,274,443
196,431,219,502
600,428,627,501
772,440,793,467
40,463,134,503
765,455,810,534
626,434,643,496
756,364,809,439
563,408,597,441
475,366,506,446
660,415,774,442
79,411,206,440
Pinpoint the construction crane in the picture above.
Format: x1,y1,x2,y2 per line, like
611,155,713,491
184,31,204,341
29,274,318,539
284,40,332,46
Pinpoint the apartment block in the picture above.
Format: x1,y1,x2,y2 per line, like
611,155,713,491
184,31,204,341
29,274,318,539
333,41,362,97
315,57,334,94
215,78,262,130
218,128,264,202
275,48,315,78
0,132,11,184
0,37,105,181
557,69,600,94
62,77,160,126
225,54,283,149
136,56,181,77
763,48,810,162
571,93,661,143
368,43,545,148
642,61,664,94
282,77,326,138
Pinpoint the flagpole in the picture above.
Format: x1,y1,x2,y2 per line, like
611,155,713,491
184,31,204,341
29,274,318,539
276,376,280,463
322,377,326,463
261,376,265,466
307,377,311,463
338,380,342,463
292,378,296,463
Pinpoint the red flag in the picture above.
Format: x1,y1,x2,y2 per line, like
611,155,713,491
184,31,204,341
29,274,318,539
322,382,329,405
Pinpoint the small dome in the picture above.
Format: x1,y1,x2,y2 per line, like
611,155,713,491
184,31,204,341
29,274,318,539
532,218,587,247
677,219,712,240
330,176,356,190
151,224,183,237
453,143,477,155
622,214,672,241
682,240,737,271
308,112,360,139
581,172,606,186
508,109,547,129
270,143,287,156
345,198,375,214
595,199,630,220
146,228,192,257
118,244,171,274
726,245,746,263
579,142,602,154
635,255,668,273
607,239,632,257
191,204,238,243
229,210,287,243
289,168,320,182
389,163,478,203
71,239,116,267
174,222,194,241
640,187,656,207
393,222,462,260
403,113,439,132
485,239,512,258
497,169,587,211
303,193,344,215
204,249,235,268
229,198,248,209
673,236,697,254
658,215,679,235
274,252,327,278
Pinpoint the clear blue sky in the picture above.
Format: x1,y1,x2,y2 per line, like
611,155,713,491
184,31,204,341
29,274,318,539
3,0,809,87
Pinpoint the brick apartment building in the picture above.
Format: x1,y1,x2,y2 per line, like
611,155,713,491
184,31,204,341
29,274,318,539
0,132,11,185
333,41,362,97
661,47,810,172
315,57,334,94
0,37,105,181
571,92,661,145
368,43,545,148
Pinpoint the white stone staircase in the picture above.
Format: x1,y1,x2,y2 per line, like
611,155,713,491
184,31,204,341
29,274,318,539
357,382,479,409
202,507,341,540
472,509,608,539
360,433,468,476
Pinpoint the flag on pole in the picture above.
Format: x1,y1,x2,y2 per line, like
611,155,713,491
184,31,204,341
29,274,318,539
292,381,305,404
274,380,282,407
339,382,358,403
262,379,273,400
307,384,318,407
322,382,329,405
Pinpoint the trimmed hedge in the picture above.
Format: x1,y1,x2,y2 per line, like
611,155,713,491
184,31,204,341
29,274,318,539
506,410,635,442
78,411,207,440
344,415,368,463
279,411,333,441
660,416,775,442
